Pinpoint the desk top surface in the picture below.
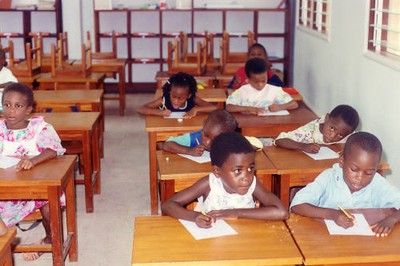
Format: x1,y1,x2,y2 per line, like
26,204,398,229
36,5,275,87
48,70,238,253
37,72,106,82
34,89,103,103
154,89,227,102
0,227,16,252
287,209,400,265
0,155,76,186
146,113,208,132
32,112,100,130
157,149,275,180
132,216,302,265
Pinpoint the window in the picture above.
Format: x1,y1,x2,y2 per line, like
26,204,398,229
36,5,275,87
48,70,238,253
298,0,330,38
368,0,400,60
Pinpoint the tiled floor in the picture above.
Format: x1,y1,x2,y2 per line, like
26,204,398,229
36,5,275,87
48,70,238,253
13,93,153,266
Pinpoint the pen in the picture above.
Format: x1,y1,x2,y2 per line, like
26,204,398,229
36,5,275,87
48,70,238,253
201,211,214,226
196,138,200,145
338,205,354,220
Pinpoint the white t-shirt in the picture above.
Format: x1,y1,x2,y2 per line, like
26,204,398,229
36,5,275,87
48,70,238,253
0,66,18,111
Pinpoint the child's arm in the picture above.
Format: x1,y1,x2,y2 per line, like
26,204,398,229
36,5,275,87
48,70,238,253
0,218,7,236
370,209,400,237
208,178,289,221
184,97,217,118
161,176,214,228
0,81,15,89
163,141,205,156
225,104,266,115
268,100,298,112
275,138,321,153
16,148,57,171
136,97,171,117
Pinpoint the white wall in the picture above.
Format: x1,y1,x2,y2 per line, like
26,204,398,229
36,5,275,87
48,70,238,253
62,0,83,59
293,0,400,187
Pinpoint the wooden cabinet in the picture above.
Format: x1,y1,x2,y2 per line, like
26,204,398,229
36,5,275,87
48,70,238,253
0,0,62,58
93,0,292,91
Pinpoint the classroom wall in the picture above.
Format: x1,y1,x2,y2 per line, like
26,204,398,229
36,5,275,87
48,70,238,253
293,0,400,188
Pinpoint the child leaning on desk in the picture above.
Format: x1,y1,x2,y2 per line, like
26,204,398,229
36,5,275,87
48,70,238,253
0,83,65,260
225,58,298,115
162,131,288,228
163,109,238,156
137,72,216,118
0,48,18,89
275,104,359,153
228,43,285,90
291,132,400,237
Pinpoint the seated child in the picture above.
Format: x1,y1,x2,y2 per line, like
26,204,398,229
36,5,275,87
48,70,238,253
163,109,238,156
291,132,400,237
137,72,216,118
226,58,298,115
275,104,359,153
162,131,288,228
0,83,65,260
228,43,285,90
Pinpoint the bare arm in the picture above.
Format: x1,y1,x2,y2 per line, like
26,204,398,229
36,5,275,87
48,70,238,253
136,97,171,117
163,141,205,156
268,100,298,112
275,138,321,153
225,104,265,114
370,210,400,237
0,219,7,236
16,148,57,171
184,97,217,118
0,81,15,89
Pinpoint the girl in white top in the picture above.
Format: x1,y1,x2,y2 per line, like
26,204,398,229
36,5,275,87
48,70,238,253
162,131,288,229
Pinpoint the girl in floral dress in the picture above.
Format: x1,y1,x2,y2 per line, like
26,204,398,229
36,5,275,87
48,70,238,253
0,83,65,260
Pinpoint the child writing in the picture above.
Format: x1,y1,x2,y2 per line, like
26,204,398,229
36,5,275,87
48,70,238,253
137,72,216,119
291,132,400,237
228,43,285,90
163,109,238,156
0,83,65,260
162,131,288,228
275,104,359,153
225,57,298,115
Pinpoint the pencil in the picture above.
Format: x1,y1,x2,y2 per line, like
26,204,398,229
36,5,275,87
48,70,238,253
338,205,354,220
196,138,200,145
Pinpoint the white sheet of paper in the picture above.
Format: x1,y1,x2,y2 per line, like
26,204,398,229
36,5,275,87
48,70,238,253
178,151,211,163
303,147,339,160
258,110,290,116
165,112,185,119
324,213,375,236
179,219,238,240
0,156,20,169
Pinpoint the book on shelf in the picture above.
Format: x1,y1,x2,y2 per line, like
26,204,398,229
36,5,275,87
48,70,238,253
15,4,37,10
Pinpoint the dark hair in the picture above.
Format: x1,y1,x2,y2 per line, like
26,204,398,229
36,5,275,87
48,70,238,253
248,43,268,58
210,132,254,167
2,83,34,106
162,72,197,101
0,48,6,66
330,105,359,131
204,109,238,132
245,57,268,78
343,131,382,160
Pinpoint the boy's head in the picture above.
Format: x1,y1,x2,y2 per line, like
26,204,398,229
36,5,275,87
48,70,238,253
162,72,197,109
211,132,255,195
245,58,269,91
340,132,382,193
321,104,359,143
201,110,238,150
248,43,272,68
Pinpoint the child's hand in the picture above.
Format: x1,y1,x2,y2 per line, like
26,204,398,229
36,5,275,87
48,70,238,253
334,210,355,228
268,104,281,112
15,158,35,171
195,211,215,228
370,216,397,237
183,108,197,119
189,145,205,156
207,209,238,220
248,107,266,115
161,109,172,117
303,143,321,153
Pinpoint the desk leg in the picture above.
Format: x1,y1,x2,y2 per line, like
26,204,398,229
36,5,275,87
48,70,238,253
160,180,175,206
118,67,126,116
149,132,158,215
278,174,290,209
257,173,272,192
83,132,94,213
93,120,101,195
48,186,64,266
65,167,78,261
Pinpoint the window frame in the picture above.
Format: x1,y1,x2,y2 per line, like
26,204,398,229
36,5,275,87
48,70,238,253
297,0,331,41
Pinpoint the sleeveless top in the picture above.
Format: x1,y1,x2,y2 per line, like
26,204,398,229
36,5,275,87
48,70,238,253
161,94,195,112
197,173,256,212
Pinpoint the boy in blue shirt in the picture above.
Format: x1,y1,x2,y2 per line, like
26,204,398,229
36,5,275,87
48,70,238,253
291,132,400,237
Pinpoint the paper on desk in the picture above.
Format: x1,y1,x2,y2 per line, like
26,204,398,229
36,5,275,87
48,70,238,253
165,112,185,119
258,110,290,116
303,147,339,160
0,156,20,169
178,151,211,163
324,213,374,236
179,219,238,240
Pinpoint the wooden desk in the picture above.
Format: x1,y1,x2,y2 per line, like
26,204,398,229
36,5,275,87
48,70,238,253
233,102,317,138
154,88,227,109
146,114,208,214
37,72,105,91
0,156,77,266
0,227,16,266
226,88,304,102
74,58,127,116
132,216,302,265
155,71,216,90
263,146,390,208
287,209,400,265
33,90,105,158
15,74,42,90
157,150,276,205
35,112,102,213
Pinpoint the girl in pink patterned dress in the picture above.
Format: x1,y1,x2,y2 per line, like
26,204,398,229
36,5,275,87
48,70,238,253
0,83,65,260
